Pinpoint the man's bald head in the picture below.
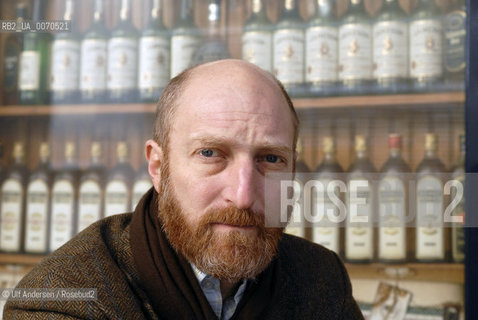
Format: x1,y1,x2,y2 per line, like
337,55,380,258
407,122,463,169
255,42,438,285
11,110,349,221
153,59,299,153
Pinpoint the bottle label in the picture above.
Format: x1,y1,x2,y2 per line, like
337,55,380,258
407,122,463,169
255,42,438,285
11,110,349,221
0,179,24,252
451,174,465,261
80,39,107,91
378,176,406,260
78,180,102,233
50,39,80,91
132,179,152,211
445,9,466,73
50,179,75,251
138,36,170,90
409,19,443,79
25,179,49,253
416,175,444,260
107,37,138,89
242,31,272,73
339,23,372,81
373,21,408,79
346,178,373,260
105,180,129,217
305,26,338,83
19,51,40,90
170,35,201,78
273,29,305,84
311,178,340,253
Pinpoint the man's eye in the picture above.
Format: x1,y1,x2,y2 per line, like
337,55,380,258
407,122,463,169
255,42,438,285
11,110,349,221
265,154,279,163
200,149,217,157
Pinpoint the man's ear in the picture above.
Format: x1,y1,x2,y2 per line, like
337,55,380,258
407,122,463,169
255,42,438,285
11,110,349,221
145,139,163,193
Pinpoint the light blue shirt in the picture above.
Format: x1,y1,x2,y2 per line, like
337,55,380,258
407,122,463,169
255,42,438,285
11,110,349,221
190,264,248,320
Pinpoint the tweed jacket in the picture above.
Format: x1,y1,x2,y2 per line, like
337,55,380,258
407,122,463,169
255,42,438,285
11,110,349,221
4,213,364,319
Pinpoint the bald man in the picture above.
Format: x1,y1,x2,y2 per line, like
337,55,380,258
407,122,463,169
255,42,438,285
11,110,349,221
4,60,364,320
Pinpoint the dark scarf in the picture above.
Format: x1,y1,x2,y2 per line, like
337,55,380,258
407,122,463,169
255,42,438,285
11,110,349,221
130,188,280,320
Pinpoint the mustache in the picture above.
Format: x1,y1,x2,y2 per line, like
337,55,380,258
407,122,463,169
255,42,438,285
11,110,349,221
201,207,264,228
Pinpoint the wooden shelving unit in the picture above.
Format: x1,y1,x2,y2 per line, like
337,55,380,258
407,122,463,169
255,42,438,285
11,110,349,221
0,92,465,117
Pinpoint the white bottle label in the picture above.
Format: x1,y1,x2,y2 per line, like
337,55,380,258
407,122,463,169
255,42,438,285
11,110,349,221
373,21,408,79
0,179,24,252
170,35,201,78
305,26,338,82
80,39,107,91
311,178,340,254
339,24,372,81
50,180,75,251
105,180,129,217
273,29,305,84
25,179,49,253
346,178,373,260
378,176,406,260
19,51,40,90
242,31,272,73
416,175,444,260
132,179,152,211
78,180,102,233
409,19,443,79
138,36,170,90
107,37,138,89
50,39,80,91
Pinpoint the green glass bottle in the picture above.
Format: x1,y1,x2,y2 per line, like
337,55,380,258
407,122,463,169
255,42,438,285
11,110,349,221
305,0,338,96
80,0,109,103
170,0,201,78
50,0,80,104
450,134,465,263
444,0,466,91
107,0,139,103
273,0,305,97
338,0,372,95
191,0,231,65
19,0,52,105
138,0,171,102
373,0,409,94
2,3,27,105
242,0,273,73
409,0,444,92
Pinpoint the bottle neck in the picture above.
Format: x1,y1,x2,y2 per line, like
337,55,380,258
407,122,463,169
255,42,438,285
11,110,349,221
207,1,221,39
315,0,334,19
424,148,437,159
323,151,336,163
32,0,45,21
120,0,131,22
389,148,401,158
355,150,368,160
93,0,104,22
348,0,365,15
179,0,193,21
151,0,162,20
64,0,74,21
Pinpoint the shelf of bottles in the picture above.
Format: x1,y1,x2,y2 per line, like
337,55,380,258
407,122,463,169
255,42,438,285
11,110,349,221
0,0,466,282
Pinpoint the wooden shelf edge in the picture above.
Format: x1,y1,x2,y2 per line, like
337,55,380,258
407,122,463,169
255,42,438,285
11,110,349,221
0,92,465,116
0,253,45,265
345,263,464,284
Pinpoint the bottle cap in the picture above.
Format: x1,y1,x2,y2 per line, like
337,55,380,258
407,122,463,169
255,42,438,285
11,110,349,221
39,142,50,160
117,142,129,159
13,142,25,160
323,136,335,153
91,142,102,158
296,138,304,156
65,141,76,159
355,135,367,153
388,133,402,150
252,0,263,13
425,133,438,152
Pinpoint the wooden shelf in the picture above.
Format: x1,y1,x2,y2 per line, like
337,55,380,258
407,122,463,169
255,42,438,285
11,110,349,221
0,92,465,117
0,253,45,266
345,263,464,284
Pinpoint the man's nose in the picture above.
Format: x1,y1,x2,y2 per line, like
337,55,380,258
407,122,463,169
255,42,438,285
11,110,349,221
224,158,261,210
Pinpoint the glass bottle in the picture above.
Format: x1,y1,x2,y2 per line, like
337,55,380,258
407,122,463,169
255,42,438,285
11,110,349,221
104,142,134,217
373,0,409,94
2,3,27,105
191,0,231,65
138,0,170,102
377,134,411,262
338,0,372,95
305,0,338,96
80,0,109,103
345,135,376,262
312,137,344,255
450,134,465,262
107,0,139,103
444,0,466,91
77,142,105,233
50,141,79,252
415,133,446,261
0,142,28,253
409,0,444,92
242,0,273,73
273,0,306,97
19,0,52,105
24,142,51,254
170,0,201,78
131,161,153,211
50,0,81,104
